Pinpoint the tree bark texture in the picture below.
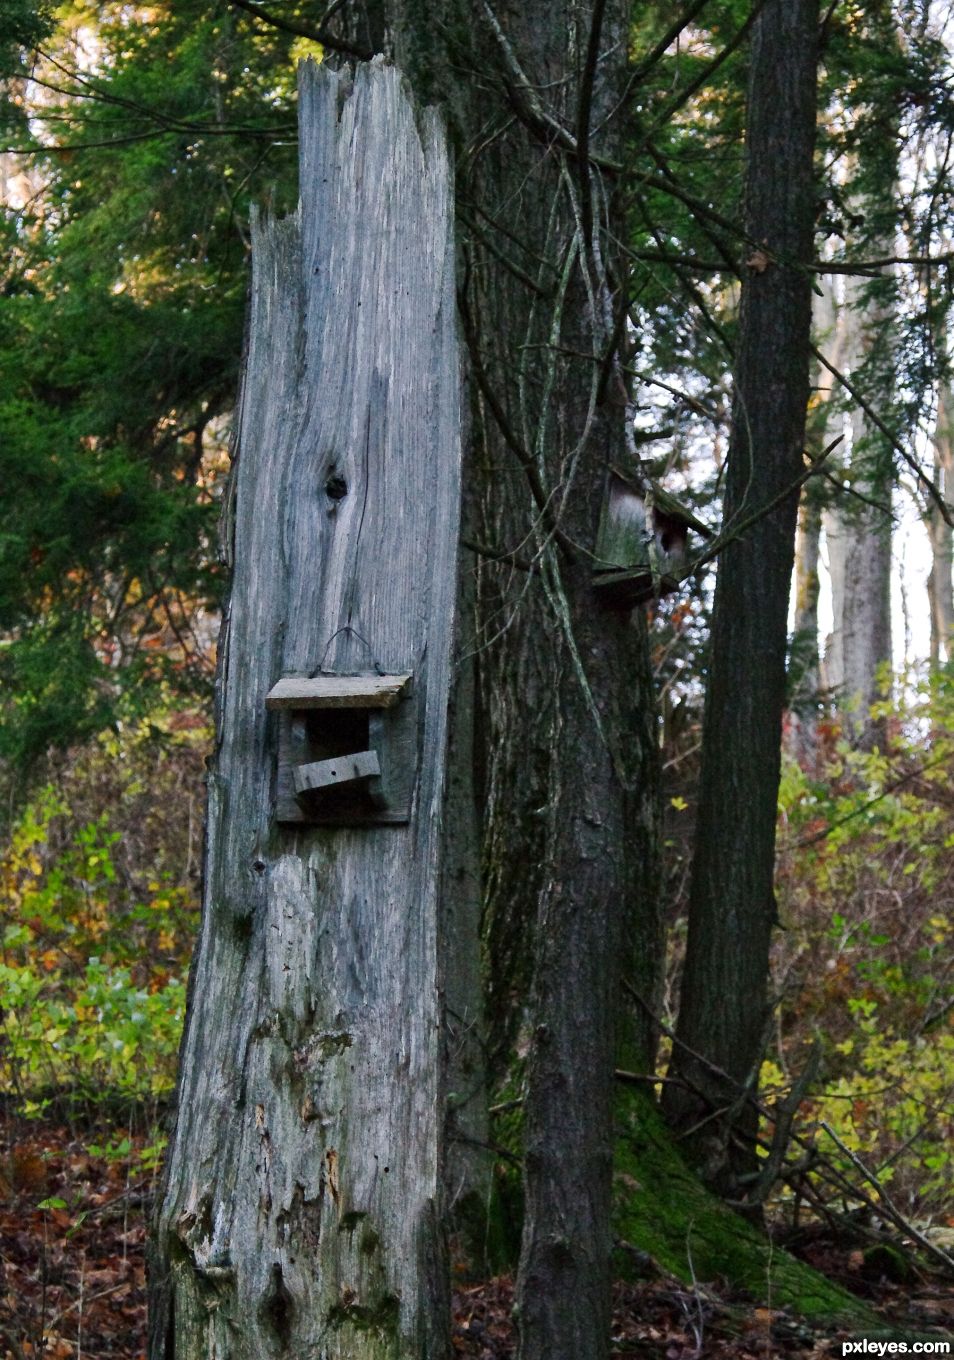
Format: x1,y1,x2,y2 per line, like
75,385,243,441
388,3,661,1354
458,18,657,1360
664,0,819,1198
928,377,954,664
788,282,847,763
822,268,893,749
149,61,461,1360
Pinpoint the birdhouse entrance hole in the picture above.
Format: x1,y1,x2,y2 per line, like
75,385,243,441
266,673,415,826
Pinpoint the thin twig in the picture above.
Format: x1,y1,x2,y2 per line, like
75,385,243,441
820,1122,954,1274
683,434,844,581
461,537,534,572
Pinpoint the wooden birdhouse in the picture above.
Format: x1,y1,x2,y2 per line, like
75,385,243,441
265,672,415,826
592,467,711,606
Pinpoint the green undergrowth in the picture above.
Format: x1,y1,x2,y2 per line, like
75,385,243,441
0,722,204,1119
614,1090,874,1327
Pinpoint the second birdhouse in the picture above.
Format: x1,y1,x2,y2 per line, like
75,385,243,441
592,467,711,606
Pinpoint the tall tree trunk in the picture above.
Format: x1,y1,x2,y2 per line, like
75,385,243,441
928,376,954,663
823,268,894,749
389,4,661,1354
149,63,461,1359
441,529,495,1268
663,0,818,1200
790,482,822,760
790,280,849,761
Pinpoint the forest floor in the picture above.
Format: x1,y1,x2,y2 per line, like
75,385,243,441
0,1118,951,1359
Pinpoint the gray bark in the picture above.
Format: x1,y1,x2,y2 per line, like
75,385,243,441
928,378,954,664
149,61,461,1359
822,268,893,748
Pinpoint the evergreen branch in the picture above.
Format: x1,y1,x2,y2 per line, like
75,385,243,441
618,246,954,277
625,247,726,272
630,0,715,82
629,206,736,357
2,122,291,153
816,465,896,520
2,129,181,153
639,155,745,258
20,66,292,140
596,0,715,135
817,252,954,274
630,0,769,161
641,373,724,421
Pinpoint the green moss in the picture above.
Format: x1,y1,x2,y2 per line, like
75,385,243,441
317,1030,353,1058
327,1291,400,1336
614,1091,874,1327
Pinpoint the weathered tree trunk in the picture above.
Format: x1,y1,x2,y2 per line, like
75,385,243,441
149,61,461,1359
789,282,847,762
790,478,823,760
663,0,819,1199
822,267,894,749
928,377,954,664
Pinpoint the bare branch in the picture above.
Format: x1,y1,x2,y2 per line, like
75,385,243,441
477,0,622,171
821,1122,954,1275
631,0,715,81
684,434,844,580
228,0,372,60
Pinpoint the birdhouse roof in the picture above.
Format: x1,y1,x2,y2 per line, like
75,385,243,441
608,467,713,539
